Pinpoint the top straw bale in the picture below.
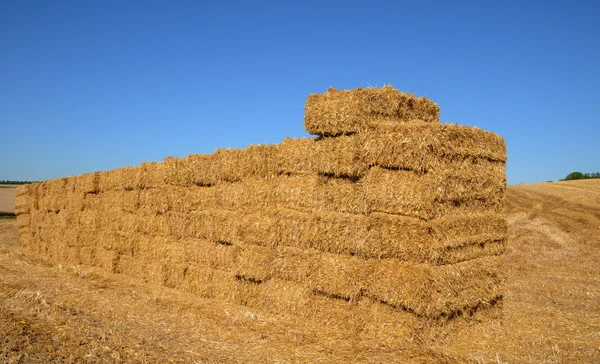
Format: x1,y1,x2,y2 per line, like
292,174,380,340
304,86,440,136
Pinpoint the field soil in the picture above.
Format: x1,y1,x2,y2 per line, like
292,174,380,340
1,180,599,362
0,185,16,214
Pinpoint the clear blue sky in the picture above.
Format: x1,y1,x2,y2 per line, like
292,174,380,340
1,1,598,184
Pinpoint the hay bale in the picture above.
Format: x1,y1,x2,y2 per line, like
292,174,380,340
137,161,165,189
363,212,507,264
304,86,439,136
277,123,505,179
231,278,419,341
236,208,506,264
363,166,505,220
224,243,504,318
163,145,279,187
74,172,100,195
362,122,507,172
275,174,367,214
213,178,274,211
277,136,367,178
367,255,505,317
14,185,32,215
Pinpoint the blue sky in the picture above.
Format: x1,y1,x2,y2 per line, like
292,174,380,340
1,1,598,184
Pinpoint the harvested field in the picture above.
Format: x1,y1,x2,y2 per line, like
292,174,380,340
1,180,598,362
0,185,16,215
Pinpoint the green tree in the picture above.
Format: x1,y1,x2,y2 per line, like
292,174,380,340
565,171,585,180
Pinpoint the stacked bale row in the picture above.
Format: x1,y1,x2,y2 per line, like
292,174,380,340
15,86,507,336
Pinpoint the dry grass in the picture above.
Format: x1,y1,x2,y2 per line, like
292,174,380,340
1,180,599,362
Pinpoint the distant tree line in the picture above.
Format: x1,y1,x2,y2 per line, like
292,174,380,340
0,180,37,185
561,172,600,181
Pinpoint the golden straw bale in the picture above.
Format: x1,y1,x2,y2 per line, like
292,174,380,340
213,178,274,211
235,208,505,264
15,213,30,229
74,172,100,194
275,174,367,214
363,167,505,220
304,86,439,136
232,278,418,341
183,238,240,270
136,161,165,189
95,248,119,273
79,246,96,266
78,209,99,231
178,265,237,300
367,255,505,317
362,211,508,263
133,212,169,236
138,188,172,214
163,157,193,187
363,122,506,172
14,185,32,215
277,136,366,177
116,166,139,191
226,244,504,317
276,209,367,255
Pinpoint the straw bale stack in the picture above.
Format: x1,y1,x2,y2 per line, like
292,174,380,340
304,86,440,136
15,85,506,341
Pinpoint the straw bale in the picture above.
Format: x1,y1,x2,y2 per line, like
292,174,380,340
367,255,505,317
78,209,100,230
63,245,80,265
15,213,30,229
236,208,506,263
183,238,240,270
95,248,119,273
98,164,163,192
163,145,279,187
98,189,139,213
232,278,419,338
227,244,504,317
74,172,101,194
162,209,239,241
189,145,280,185
79,246,96,266
277,136,367,177
77,227,103,249
304,86,440,136
52,210,78,229
138,188,172,214
278,123,506,178
363,122,507,172
364,167,505,220
362,211,508,263
136,161,166,189
62,229,79,248
37,178,68,212
163,157,193,187
236,209,282,247
271,245,368,300
96,230,132,252
276,174,367,214
134,212,170,236
14,185,32,215
178,265,237,300
98,169,120,192
213,178,274,211
97,210,137,233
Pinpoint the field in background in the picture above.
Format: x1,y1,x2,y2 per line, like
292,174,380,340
0,180,599,362
0,185,16,214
